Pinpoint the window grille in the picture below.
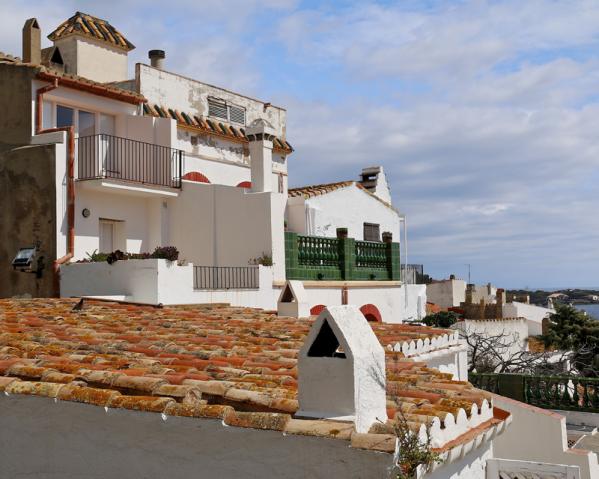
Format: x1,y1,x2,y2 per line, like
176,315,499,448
208,98,228,120
207,97,246,125
363,223,380,242
229,105,246,125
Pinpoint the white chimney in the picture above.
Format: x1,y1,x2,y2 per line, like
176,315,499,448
246,119,276,193
277,280,310,318
297,305,387,433
149,49,165,70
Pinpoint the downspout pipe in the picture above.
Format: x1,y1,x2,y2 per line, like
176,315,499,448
36,78,75,296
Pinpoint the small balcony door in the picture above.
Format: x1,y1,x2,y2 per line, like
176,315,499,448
99,219,114,253
99,114,116,177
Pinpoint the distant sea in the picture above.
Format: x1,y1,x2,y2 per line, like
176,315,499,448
576,304,599,320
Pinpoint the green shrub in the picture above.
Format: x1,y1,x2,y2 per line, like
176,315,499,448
422,311,459,328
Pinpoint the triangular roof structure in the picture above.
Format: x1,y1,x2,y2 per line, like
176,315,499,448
48,12,135,52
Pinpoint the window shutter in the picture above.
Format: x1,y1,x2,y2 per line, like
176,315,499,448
363,223,381,242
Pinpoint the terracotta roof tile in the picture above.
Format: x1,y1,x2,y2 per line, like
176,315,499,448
289,181,395,210
48,12,135,51
0,51,145,105
0,298,504,456
143,103,293,154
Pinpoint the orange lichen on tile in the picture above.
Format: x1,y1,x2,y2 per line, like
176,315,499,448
0,298,502,454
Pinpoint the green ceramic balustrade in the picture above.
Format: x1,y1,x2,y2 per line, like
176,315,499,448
285,230,400,281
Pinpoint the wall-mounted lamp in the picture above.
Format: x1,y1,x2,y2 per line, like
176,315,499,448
12,246,44,278
82,208,90,218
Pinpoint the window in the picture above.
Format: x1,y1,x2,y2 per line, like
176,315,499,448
78,110,95,137
207,97,246,125
56,105,74,128
363,223,380,242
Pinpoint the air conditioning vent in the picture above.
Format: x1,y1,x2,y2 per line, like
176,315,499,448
229,105,246,125
208,98,228,120
207,97,246,125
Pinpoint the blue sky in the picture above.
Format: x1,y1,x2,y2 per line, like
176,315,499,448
2,0,599,289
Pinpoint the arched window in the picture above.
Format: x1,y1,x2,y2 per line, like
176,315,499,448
360,304,382,323
182,171,210,183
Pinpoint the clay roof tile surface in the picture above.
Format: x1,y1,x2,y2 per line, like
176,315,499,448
145,103,293,154
48,12,135,51
0,298,504,455
288,181,396,210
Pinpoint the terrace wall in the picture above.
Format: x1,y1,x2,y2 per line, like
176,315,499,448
0,394,393,479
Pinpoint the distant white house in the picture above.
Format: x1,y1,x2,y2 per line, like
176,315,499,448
286,167,399,242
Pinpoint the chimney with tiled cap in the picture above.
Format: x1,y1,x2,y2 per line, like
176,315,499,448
149,49,165,70
297,305,387,433
22,18,41,64
247,118,276,193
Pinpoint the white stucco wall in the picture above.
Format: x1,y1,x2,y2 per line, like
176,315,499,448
426,279,466,308
298,306,387,433
416,345,469,381
60,259,279,308
54,37,129,83
398,284,427,321
74,186,153,259
286,185,400,241
168,180,286,280
135,64,289,189
503,301,552,336
137,64,287,138
493,395,599,479
292,282,404,323
424,441,494,479
454,319,529,364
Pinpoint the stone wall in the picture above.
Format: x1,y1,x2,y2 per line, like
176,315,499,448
0,143,58,297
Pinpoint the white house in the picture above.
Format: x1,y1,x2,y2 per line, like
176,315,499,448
287,167,399,242
1,12,425,324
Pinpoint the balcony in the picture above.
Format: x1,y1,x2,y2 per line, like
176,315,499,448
285,230,401,281
76,134,183,189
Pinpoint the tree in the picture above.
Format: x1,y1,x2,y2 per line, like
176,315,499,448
542,304,599,376
460,326,572,374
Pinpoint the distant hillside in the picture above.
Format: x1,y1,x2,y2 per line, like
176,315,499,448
507,288,599,306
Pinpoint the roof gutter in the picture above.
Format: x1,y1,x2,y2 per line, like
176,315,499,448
36,71,145,105
35,78,75,296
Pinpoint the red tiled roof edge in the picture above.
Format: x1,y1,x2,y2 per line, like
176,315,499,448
289,180,397,211
144,103,293,155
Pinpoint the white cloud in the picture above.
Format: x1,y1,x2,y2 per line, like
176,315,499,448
1,0,598,287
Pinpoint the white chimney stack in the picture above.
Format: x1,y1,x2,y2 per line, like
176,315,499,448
297,305,387,433
246,119,276,193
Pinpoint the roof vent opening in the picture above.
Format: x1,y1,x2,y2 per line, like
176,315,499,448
297,305,387,432
307,320,345,358
277,280,310,318
149,49,165,70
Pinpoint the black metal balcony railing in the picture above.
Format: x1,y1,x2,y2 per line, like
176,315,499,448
77,134,183,189
193,266,259,290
